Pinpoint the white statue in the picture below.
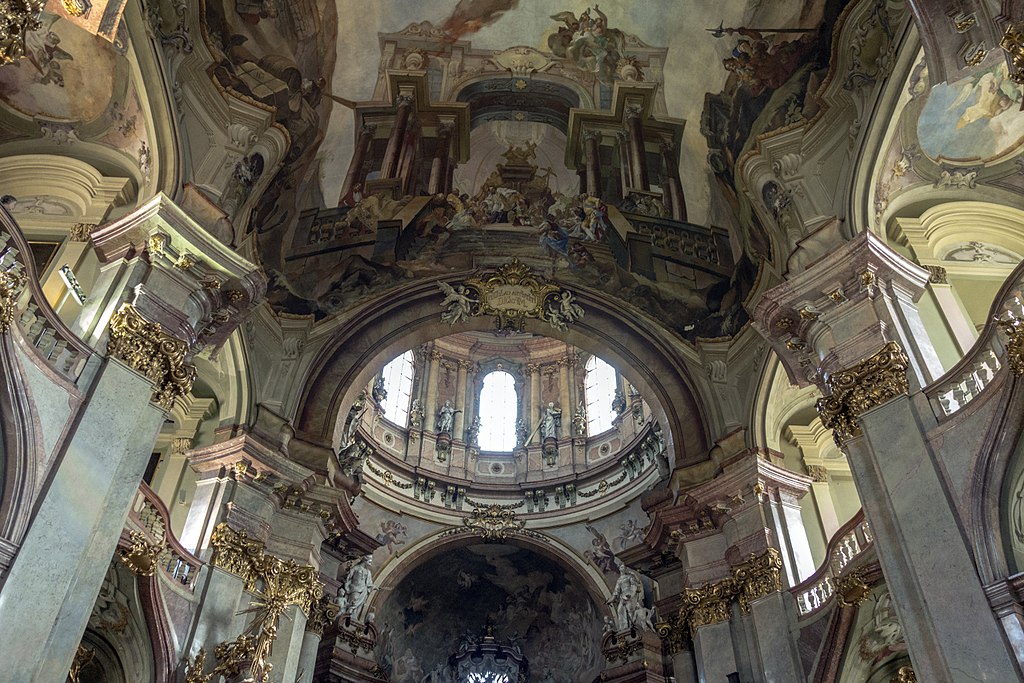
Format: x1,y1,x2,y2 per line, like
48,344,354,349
608,557,646,631
340,392,368,446
437,400,459,434
338,555,374,617
439,282,478,325
540,402,562,439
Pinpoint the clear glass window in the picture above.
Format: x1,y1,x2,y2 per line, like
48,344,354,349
380,350,414,427
586,356,618,434
478,370,517,451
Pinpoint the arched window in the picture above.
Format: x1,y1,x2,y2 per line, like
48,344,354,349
380,350,414,427
478,370,518,451
585,356,618,434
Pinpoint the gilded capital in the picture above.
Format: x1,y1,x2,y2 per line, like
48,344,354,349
106,304,196,409
683,580,735,630
305,595,341,637
816,341,909,445
731,548,783,613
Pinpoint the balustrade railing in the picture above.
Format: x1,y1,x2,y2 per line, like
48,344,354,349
126,483,203,592
0,207,93,382
926,260,1024,419
790,510,873,618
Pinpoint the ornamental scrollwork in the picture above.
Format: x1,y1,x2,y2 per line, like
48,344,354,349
682,580,735,630
999,315,1024,376
205,524,325,682
0,0,45,65
441,504,548,542
106,303,196,409
0,270,26,334
305,594,342,637
438,259,584,333
118,530,166,577
731,547,783,613
816,341,909,445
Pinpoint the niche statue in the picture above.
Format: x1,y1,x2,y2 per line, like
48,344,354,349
337,555,375,617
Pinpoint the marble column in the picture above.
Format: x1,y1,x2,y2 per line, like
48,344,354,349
339,124,376,205
396,120,421,195
453,359,469,438
297,628,322,683
624,104,649,191
428,122,454,196
670,648,699,683
558,358,572,437
923,265,978,355
847,390,1022,681
691,620,736,683
528,362,544,444
753,230,1023,680
0,359,166,682
660,138,687,222
424,349,441,432
616,130,632,198
583,130,601,198
381,94,414,180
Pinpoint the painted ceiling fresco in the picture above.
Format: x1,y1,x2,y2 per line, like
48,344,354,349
193,0,852,342
374,543,604,683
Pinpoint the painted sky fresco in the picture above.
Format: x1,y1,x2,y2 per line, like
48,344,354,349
918,59,1024,164
319,0,830,227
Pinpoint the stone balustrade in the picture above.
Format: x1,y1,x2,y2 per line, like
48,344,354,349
925,260,1024,418
125,483,203,592
790,510,873,618
0,208,94,382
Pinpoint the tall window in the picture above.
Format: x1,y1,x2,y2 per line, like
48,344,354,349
478,370,517,451
585,356,618,434
380,350,414,427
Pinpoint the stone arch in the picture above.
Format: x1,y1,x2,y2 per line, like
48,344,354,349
292,275,711,470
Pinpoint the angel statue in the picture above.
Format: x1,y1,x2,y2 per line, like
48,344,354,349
548,5,626,84
546,291,585,330
439,282,478,325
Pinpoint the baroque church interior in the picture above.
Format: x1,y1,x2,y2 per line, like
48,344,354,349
1,0,1024,681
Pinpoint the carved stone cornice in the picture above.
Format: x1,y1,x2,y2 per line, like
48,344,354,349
731,547,783,613
107,303,196,409
999,316,1024,376
118,530,166,577
815,342,910,445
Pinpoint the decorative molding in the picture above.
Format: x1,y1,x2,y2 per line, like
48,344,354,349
732,548,783,613
118,530,166,577
891,665,917,683
207,524,325,682
816,342,909,445
68,645,94,683
0,270,25,334
106,304,196,410
805,464,829,482
835,568,871,607
999,316,1024,377
69,223,98,242
305,595,342,637
438,259,584,333
441,504,548,542
654,614,688,654
0,1,44,65
183,634,259,683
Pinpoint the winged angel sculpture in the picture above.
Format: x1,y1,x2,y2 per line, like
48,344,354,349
548,5,626,84
439,282,479,325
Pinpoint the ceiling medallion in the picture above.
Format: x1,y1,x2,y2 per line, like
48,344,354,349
438,259,584,333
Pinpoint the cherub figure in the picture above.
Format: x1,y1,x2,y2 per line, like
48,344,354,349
438,282,478,325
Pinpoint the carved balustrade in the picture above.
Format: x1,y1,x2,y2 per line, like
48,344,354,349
125,482,203,593
790,510,874,618
0,208,94,382
925,260,1024,418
